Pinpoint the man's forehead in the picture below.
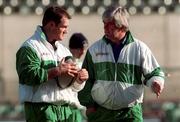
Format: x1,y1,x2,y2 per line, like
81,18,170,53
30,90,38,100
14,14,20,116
59,17,69,25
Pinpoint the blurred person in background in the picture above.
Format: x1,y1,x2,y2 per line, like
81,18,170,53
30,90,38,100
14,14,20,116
69,32,89,68
69,33,89,122
16,6,88,122
78,5,165,122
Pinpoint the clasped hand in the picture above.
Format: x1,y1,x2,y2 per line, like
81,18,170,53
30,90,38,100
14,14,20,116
58,58,89,84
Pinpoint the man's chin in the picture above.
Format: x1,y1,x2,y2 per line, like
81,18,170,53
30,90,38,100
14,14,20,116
59,39,63,41
59,37,64,41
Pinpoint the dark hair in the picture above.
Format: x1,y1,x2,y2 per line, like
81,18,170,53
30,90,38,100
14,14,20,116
69,33,88,49
42,6,71,26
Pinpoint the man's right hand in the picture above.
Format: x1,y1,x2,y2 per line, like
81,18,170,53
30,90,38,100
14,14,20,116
48,57,78,80
58,57,78,77
86,107,96,115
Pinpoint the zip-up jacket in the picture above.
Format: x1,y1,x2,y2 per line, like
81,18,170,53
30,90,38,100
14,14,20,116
16,26,85,109
78,31,164,110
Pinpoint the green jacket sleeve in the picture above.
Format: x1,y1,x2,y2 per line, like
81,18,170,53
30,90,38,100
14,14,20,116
16,46,48,86
78,50,96,108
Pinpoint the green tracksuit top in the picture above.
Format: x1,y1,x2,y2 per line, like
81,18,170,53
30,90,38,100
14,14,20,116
16,26,85,109
78,31,165,110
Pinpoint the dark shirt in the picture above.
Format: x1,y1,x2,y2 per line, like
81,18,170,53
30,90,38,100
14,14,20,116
106,35,126,62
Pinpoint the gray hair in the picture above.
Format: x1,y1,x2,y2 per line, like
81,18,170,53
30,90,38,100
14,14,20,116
102,6,129,31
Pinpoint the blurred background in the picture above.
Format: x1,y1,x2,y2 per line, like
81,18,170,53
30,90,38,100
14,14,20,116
0,0,180,122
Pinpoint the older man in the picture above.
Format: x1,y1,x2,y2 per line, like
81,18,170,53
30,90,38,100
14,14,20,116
78,6,164,122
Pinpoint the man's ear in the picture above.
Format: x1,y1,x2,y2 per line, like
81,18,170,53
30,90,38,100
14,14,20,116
46,21,55,27
46,21,55,28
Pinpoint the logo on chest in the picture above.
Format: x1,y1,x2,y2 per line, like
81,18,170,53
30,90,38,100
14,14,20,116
41,52,50,56
96,52,109,56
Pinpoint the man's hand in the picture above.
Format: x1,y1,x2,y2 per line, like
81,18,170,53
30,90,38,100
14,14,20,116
76,69,89,84
58,58,78,77
152,81,164,98
86,107,96,115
